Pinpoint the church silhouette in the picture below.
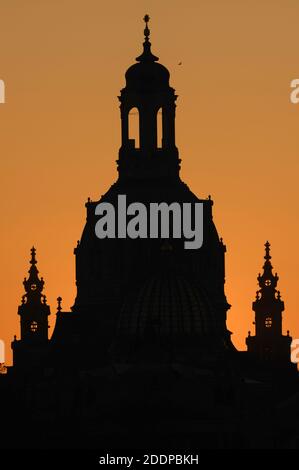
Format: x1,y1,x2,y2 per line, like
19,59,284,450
1,16,299,450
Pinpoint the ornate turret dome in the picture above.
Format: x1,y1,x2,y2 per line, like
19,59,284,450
125,14,170,91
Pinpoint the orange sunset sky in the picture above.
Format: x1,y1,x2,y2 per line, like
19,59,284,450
0,0,298,364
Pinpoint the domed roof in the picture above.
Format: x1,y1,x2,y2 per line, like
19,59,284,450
125,15,170,92
125,60,170,92
117,273,216,340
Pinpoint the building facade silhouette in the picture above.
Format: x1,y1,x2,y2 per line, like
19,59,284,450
46,14,233,369
1,16,297,449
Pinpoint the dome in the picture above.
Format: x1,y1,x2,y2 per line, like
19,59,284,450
125,60,170,92
117,273,217,340
125,18,170,92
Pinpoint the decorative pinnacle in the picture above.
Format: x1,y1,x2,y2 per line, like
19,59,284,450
143,14,150,41
30,246,37,265
136,14,158,62
264,241,271,261
57,296,62,313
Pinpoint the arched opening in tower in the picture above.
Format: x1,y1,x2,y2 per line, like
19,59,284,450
157,107,163,149
128,107,140,149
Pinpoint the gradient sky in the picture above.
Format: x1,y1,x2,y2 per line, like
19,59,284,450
0,0,298,364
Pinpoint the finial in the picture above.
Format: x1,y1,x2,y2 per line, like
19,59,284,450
43,295,47,304
30,246,37,265
248,331,251,337
14,335,17,341
57,296,62,313
277,290,281,300
287,330,290,336
143,14,150,41
136,14,158,63
264,241,271,260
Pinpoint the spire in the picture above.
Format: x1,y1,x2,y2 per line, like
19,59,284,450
246,242,292,363
57,296,62,313
136,14,159,63
13,248,51,360
144,14,150,42
264,240,271,261
257,241,278,290
28,246,39,279
22,247,45,303
30,246,37,266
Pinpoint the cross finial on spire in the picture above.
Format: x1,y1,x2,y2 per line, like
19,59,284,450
143,14,150,41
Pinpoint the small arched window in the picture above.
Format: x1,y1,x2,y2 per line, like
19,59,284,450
128,107,140,149
157,107,163,148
